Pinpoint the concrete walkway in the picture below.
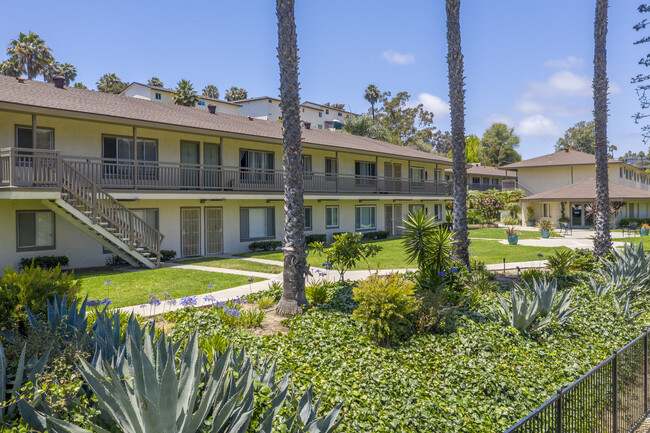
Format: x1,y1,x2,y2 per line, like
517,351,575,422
169,263,279,280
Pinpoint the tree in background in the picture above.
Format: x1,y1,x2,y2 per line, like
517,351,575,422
44,61,77,86
0,58,21,77
444,134,480,163
73,82,87,90
6,31,53,80
555,120,616,156
374,91,435,150
148,77,163,87
96,73,128,94
479,123,522,166
324,102,346,110
364,84,381,121
593,0,611,256
225,86,248,101
633,4,650,144
341,115,391,142
446,0,470,267
202,84,219,99
431,130,453,155
172,79,199,107
275,0,309,316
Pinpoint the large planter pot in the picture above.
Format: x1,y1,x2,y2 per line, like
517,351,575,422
541,230,551,239
507,235,519,245
641,228,649,236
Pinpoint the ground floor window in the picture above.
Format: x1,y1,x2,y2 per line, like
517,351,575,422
433,204,443,221
17,210,55,251
408,204,425,214
304,206,312,230
326,206,339,228
240,207,275,241
355,205,376,230
542,203,551,218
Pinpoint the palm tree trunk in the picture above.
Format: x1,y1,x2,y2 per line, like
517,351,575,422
593,0,611,256
276,0,310,316
446,0,470,267
371,103,375,121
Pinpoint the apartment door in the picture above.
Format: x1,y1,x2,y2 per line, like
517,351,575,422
393,164,402,191
203,143,221,189
571,203,584,228
181,207,201,257
205,207,223,255
385,204,394,235
181,141,199,187
394,204,402,235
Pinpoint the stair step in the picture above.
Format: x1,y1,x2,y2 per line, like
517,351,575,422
98,221,108,226
141,252,151,257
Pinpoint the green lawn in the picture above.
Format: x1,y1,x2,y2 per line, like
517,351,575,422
611,236,650,246
75,268,263,308
177,257,282,274
238,237,569,269
468,228,563,240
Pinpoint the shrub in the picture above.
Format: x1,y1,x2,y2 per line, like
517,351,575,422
18,255,69,270
105,254,128,266
618,218,650,228
352,274,420,347
502,216,521,226
571,249,598,272
256,295,276,309
305,234,327,244
546,250,575,276
160,249,176,261
306,281,330,306
467,210,488,225
248,240,282,251
0,264,81,331
309,233,382,281
361,231,389,241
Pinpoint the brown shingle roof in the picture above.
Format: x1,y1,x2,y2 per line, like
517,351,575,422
522,179,650,201
444,164,516,178
0,77,451,164
502,149,619,170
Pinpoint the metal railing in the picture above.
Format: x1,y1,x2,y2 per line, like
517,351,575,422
0,148,452,196
502,179,532,196
468,183,502,192
506,329,650,433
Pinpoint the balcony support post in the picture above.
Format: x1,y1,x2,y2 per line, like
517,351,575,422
132,126,138,190
31,115,37,149
335,151,339,193
375,156,379,192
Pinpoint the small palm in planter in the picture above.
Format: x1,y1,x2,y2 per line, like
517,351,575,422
641,223,650,236
537,219,555,238
505,226,520,245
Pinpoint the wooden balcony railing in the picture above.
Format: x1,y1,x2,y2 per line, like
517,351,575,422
0,148,452,196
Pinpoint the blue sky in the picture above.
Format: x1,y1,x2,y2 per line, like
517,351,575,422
1,0,646,158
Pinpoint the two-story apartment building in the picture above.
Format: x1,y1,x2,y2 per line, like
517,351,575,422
235,97,357,130
121,82,242,115
502,149,650,227
0,76,451,269
444,164,516,191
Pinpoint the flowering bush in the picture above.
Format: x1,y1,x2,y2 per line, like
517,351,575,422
474,190,506,222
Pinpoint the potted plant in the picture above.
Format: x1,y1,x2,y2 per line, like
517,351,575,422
641,223,650,237
537,219,555,238
505,226,520,245
525,207,536,227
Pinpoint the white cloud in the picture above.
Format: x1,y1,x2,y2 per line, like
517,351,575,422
518,115,563,136
531,71,592,97
382,50,415,65
483,113,515,127
412,93,449,117
544,56,584,69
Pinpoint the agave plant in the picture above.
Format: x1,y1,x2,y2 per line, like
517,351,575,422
497,286,539,332
598,242,650,291
26,294,88,336
90,308,148,371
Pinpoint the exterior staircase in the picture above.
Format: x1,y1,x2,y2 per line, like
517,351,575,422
502,179,533,196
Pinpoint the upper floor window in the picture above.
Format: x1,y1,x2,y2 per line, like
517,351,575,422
410,167,424,184
355,161,376,185
302,155,313,176
15,126,54,150
240,150,274,170
337,112,342,117
325,109,330,115
325,158,337,177
103,136,158,162
155,92,162,100
319,112,323,118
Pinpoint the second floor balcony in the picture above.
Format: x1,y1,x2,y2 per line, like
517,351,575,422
0,148,452,197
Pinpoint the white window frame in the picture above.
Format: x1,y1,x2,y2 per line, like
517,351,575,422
326,206,339,228
240,207,276,241
16,210,55,251
355,205,376,231
304,206,313,231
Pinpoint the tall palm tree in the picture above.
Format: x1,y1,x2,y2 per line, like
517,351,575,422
96,73,128,94
44,62,77,86
172,79,199,107
364,84,381,121
275,0,309,316
202,84,219,99
225,86,248,101
148,77,164,87
593,0,611,256
7,31,53,80
446,0,470,267
0,59,21,77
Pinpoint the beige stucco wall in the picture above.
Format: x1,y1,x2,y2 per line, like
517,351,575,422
516,165,650,194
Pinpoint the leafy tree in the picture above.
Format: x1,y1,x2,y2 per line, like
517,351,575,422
446,0,470,266
172,79,199,107
310,233,382,282
431,130,453,154
224,86,248,101
447,134,480,163
0,58,21,77
202,84,219,99
148,77,163,87
275,0,309,316
96,73,128,94
633,4,650,144
73,82,87,90
364,84,381,121
555,120,617,155
341,115,391,142
593,0,611,256
6,31,53,80
324,102,345,110
479,123,522,166
375,91,435,149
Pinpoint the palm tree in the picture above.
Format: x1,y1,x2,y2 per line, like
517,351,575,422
275,0,309,316
148,77,163,87
73,82,88,90
96,73,128,94
593,0,611,256
446,0,470,267
45,62,77,86
364,84,381,121
0,59,21,77
202,84,219,99
7,31,53,80
172,79,199,107
224,86,248,101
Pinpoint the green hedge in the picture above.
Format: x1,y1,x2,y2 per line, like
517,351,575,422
248,240,282,251
160,249,177,261
618,218,650,228
18,255,69,270
361,231,389,241
306,234,327,244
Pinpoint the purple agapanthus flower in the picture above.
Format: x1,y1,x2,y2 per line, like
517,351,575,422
438,271,446,277
180,295,197,307
104,280,113,285
224,307,241,318
204,294,216,303
449,267,458,274
208,283,214,289
214,300,226,308
247,276,255,283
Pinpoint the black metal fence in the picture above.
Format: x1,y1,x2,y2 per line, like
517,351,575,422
506,329,650,432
